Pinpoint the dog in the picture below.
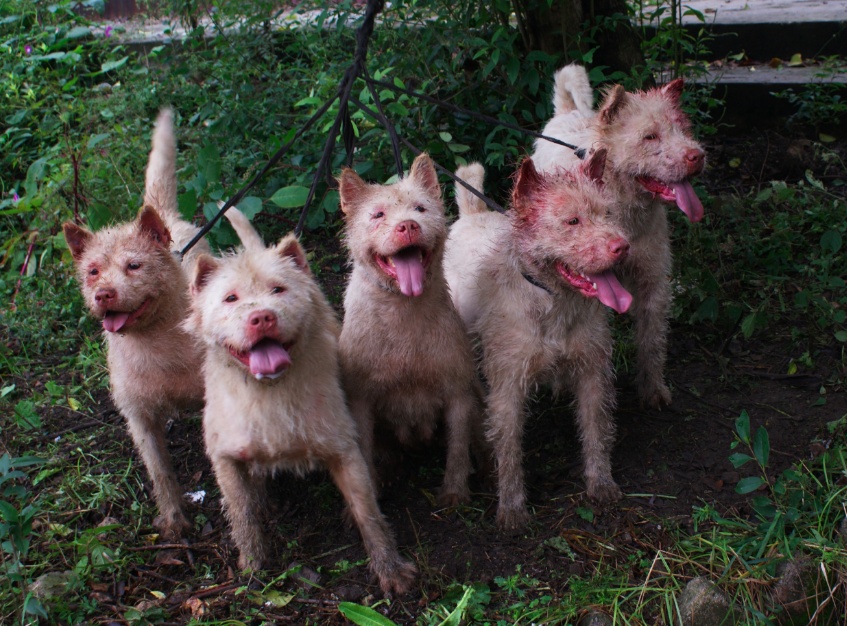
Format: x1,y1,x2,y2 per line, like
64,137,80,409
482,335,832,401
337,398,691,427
186,207,416,594
533,64,706,408
337,153,482,507
444,151,630,530
63,109,207,540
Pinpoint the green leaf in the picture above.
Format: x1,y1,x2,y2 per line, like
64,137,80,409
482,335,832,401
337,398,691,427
438,585,474,626
728,453,754,468
197,144,222,187
820,229,842,254
178,189,198,221
87,133,110,149
0,500,19,522
67,26,91,39
338,602,399,626
835,330,847,343
752,426,770,467
735,410,751,444
270,186,309,209
237,196,263,220
99,56,128,73
735,476,765,494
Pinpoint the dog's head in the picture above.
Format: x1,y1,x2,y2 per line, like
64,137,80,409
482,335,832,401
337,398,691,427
188,209,317,382
510,151,632,313
63,206,184,333
596,79,706,222
338,153,447,297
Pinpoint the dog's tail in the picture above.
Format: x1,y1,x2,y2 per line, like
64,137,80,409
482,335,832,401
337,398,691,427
551,64,594,117
143,108,180,224
455,163,487,217
223,205,266,252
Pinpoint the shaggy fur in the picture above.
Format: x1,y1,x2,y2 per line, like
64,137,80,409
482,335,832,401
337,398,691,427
444,153,631,530
63,109,208,539
337,153,482,506
533,64,706,408
187,209,416,594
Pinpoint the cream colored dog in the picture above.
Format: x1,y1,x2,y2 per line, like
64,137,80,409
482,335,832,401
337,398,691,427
187,208,416,594
63,109,207,539
445,152,630,530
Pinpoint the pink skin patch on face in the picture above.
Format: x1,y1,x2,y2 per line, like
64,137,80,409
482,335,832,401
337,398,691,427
228,337,293,380
102,298,152,332
635,176,704,223
555,263,633,314
374,245,432,297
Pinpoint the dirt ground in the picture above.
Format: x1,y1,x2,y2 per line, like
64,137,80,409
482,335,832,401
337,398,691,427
20,126,847,624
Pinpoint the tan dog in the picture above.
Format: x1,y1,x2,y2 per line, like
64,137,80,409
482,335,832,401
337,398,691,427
533,64,706,408
63,109,207,539
444,152,630,530
186,208,416,594
337,154,481,507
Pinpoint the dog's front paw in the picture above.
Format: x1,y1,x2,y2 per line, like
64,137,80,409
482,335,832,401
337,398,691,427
153,511,190,541
237,553,264,572
375,557,418,596
496,504,531,532
641,382,672,409
587,479,622,504
437,486,470,508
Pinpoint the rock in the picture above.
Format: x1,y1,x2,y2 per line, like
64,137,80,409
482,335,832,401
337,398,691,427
770,557,828,625
578,609,613,626
29,571,79,600
676,577,737,626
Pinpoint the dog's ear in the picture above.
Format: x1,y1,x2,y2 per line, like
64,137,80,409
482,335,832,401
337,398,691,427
275,234,310,274
662,78,684,103
137,205,172,247
582,148,607,183
598,84,627,126
511,158,544,217
408,153,440,198
191,253,219,294
62,222,93,261
338,168,369,215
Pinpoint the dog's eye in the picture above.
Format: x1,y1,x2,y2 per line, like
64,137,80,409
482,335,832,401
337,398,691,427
644,133,658,141
271,286,286,295
414,205,426,213
89,268,99,276
567,217,580,226
372,211,384,219
127,262,141,270
224,294,238,303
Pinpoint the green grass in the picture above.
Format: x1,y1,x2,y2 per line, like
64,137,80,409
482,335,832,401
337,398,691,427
2,0,846,624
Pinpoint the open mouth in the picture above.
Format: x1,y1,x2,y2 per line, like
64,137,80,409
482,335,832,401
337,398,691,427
635,176,704,223
375,246,432,297
555,263,632,314
102,299,151,333
228,337,293,380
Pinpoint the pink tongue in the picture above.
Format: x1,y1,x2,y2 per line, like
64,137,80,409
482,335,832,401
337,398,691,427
671,181,704,222
248,339,291,377
103,312,130,333
392,249,425,297
587,271,632,314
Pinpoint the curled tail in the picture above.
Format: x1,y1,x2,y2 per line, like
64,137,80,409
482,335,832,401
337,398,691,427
144,108,180,225
454,163,487,217
551,64,594,116
222,205,266,252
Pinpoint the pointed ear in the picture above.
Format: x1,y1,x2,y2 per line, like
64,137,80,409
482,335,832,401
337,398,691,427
338,168,369,215
598,84,627,126
62,222,93,261
276,234,310,274
511,158,544,215
662,78,684,103
581,148,607,183
408,153,440,198
137,206,172,247
191,253,219,294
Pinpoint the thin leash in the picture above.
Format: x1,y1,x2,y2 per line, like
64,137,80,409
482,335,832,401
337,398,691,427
179,0,585,258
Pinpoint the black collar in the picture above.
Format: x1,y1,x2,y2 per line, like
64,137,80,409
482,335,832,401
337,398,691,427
522,272,553,294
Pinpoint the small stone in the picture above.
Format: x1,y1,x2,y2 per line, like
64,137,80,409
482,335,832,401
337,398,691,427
29,571,79,600
578,609,613,626
770,557,826,625
676,577,736,626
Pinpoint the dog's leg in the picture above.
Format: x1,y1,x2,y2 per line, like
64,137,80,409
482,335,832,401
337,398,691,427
567,335,622,503
348,396,380,493
485,369,531,531
630,227,673,409
438,391,475,506
123,405,188,540
213,457,268,570
327,451,417,595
